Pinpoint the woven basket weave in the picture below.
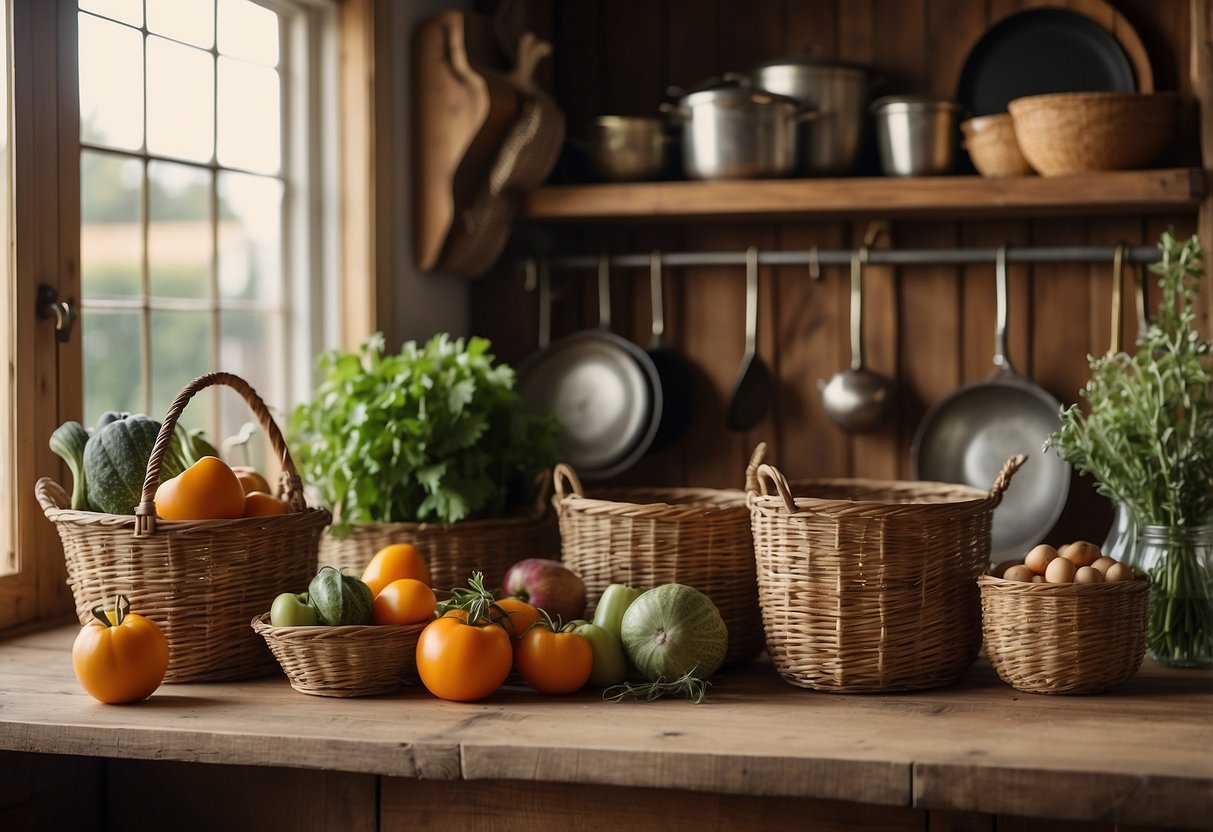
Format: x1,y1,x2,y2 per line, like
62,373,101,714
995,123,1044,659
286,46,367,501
978,574,1149,694
251,614,427,697
553,464,763,665
318,473,555,594
36,372,329,683
1008,91,1178,176
747,444,1024,692
961,113,1033,178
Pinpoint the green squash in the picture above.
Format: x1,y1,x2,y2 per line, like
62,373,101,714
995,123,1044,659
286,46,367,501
308,567,373,626
49,421,90,510
83,414,186,515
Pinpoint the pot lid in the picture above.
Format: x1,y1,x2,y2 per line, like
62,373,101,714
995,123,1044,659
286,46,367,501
753,54,873,75
680,82,800,110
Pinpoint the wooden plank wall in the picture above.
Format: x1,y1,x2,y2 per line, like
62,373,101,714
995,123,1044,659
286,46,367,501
469,0,1198,547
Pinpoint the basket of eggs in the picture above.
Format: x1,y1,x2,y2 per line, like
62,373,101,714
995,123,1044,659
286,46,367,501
978,540,1149,694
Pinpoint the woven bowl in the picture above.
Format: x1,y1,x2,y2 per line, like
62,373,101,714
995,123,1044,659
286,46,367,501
961,113,1033,177
978,574,1149,694
251,614,429,697
1008,91,1179,176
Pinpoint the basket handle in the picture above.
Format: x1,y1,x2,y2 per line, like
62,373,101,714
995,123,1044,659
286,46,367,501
553,463,585,499
134,372,306,536
987,454,1027,503
752,463,799,514
531,467,554,512
744,442,768,493
35,476,69,514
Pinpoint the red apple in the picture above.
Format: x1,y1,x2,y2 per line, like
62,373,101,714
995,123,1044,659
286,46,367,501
501,558,587,622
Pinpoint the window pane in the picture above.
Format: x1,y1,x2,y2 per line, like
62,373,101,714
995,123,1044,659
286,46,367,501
146,36,215,163
218,172,282,302
219,311,281,466
83,309,145,427
149,160,212,299
147,0,215,50
217,0,279,67
217,58,280,174
81,151,143,299
79,13,143,151
151,310,213,433
79,0,141,28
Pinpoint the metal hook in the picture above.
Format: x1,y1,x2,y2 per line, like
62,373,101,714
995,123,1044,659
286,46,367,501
863,220,889,249
523,256,538,292
1110,242,1127,354
808,245,821,280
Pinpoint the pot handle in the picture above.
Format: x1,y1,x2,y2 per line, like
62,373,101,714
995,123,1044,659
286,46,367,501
750,463,799,514
658,101,688,122
987,454,1027,504
794,109,820,123
553,463,585,499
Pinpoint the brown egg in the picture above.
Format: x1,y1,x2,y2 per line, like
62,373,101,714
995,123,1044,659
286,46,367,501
1105,562,1136,583
992,559,1022,578
1074,566,1104,584
1003,564,1035,582
1090,556,1116,575
1059,540,1101,568
1045,556,1077,584
1031,575,1047,583
1025,544,1059,575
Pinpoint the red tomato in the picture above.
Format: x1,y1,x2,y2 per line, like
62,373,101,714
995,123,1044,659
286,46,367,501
515,623,593,695
415,615,512,702
373,578,436,625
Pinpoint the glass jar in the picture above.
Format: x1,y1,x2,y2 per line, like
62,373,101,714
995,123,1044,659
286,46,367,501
1101,502,1138,564
1131,524,1213,668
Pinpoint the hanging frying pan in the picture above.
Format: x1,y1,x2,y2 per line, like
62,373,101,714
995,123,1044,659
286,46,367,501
645,251,696,453
911,246,1071,562
517,256,663,480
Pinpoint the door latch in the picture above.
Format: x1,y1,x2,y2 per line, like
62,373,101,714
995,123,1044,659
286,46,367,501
36,283,78,343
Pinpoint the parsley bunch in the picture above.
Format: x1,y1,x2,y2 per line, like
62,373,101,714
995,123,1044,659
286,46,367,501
291,333,561,532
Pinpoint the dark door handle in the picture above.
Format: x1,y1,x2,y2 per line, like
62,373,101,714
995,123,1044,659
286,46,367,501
36,283,77,343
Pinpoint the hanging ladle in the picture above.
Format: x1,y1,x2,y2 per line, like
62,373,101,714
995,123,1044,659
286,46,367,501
819,233,895,432
725,246,773,432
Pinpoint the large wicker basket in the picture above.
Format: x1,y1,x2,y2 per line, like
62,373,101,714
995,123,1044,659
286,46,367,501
36,373,330,683
318,473,555,593
251,614,427,697
747,445,1024,692
978,574,1149,694
553,464,763,665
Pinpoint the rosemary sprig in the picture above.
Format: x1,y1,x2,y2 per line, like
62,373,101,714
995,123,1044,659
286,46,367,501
603,667,711,704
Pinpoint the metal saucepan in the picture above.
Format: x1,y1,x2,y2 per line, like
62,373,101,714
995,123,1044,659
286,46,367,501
583,116,672,182
645,251,696,452
870,95,962,176
517,256,663,480
911,246,1071,562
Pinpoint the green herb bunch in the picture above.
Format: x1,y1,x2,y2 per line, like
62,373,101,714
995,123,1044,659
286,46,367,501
1045,230,1213,528
291,333,561,532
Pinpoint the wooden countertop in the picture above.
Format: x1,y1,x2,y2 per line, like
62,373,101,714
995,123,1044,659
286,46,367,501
2,622,1211,829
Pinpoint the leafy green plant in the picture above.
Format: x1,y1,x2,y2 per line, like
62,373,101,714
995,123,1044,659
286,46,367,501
291,333,561,532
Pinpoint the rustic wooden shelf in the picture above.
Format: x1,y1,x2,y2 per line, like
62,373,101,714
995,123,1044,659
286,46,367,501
519,168,1204,223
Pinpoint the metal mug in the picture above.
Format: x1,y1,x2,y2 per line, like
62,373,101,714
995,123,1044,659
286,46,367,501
871,95,961,176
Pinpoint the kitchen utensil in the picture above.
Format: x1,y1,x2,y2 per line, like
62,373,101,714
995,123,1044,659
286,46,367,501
956,4,1149,117
819,239,894,433
751,54,875,175
583,116,670,182
645,251,695,453
726,247,773,432
517,256,663,480
666,79,811,180
911,246,1071,563
1008,91,1178,176
871,96,961,176
961,113,1033,178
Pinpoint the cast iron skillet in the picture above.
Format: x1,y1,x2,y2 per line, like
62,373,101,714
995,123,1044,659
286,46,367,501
517,256,663,480
911,247,1071,563
645,251,695,453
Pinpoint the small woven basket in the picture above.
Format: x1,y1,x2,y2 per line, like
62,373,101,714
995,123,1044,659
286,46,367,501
553,464,762,665
251,614,427,697
1008,91,1178,176
747,444,1024,692
36,372,330,683
318,473,555,593
978,574,1149,694
961,113,1033,178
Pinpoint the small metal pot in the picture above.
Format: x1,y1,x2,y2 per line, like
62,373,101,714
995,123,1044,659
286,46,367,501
871,96,962,176
585,116,671,182
751,56,875,175
667,81,809,180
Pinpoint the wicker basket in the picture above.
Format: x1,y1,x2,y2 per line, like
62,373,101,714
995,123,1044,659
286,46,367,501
978,574,1149,694
251,613,427,697
318,473,555,593
36,373,330,683
961,113,1033,178
553,464,762,665
747,444,1024,692
1008,91,1179,176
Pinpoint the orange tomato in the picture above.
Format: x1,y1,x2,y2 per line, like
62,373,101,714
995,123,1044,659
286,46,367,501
155,456,245,521
490,597,541,640
373,578,437,625
362,543,431,595
232,465,272,496
243,490,289,517
72,595,169,704
415,615,512,702
515,622,593,695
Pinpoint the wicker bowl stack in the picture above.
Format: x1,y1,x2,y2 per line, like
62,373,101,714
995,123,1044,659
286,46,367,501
961,113,1033,177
